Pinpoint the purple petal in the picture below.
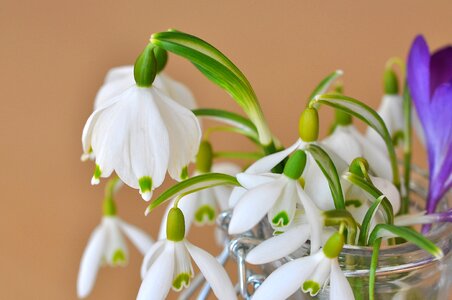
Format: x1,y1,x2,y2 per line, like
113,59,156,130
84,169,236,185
426,81,452,212
408,35,431,127
437,209,452,223
430,46,452,93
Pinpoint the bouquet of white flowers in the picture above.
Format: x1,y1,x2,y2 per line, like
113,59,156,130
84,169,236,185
77,31,452,300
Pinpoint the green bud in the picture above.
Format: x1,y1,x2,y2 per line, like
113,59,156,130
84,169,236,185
334,109,352,126
383,69,399,95
134,44,157,87
103,197,117,216
349,157,369,178
166,207,185,242
283,150,307,180
154,47,168,73
299,108,319,142
196,141,213,173
323,232,345,258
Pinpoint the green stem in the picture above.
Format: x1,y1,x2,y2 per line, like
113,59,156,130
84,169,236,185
213,151,263,160
400,83,412,215
323,210,358,245
369,238,382,300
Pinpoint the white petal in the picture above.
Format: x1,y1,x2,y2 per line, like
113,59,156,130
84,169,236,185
103,217,128,266
193,188,218,225
103,65,134,83
212,162,242,176
228,178,285,234
228,186,247,208
156,73,197,109
172,242,194,291
330,259,354,300
370,175,401,214
140,239,167,279
246,224,310,264
303,257,331,296
94,73,135,110
77,225,107,298
303,155,336,211
212,185,234,211
137,243,175,300
252,253,321,300
245,139,302,174
237,172,280,189
152,88,201,181
268,180,297,228
348,126,392,181
117,219,153,255
185,241,236,300
322,125,362,165
296,185,323,252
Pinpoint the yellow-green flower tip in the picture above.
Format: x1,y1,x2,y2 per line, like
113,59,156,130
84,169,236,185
195,140,213,173
349,157,369,178
383,68,399,95
194,205,216,225
272,211,290,227
302,280,321,296
323,232,345,258
172,272,192,291
299,108,319,142
103,198,117,216
166,207,185,242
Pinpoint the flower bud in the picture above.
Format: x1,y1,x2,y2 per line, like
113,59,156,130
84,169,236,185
383,69,399,95
349,157,369,178
283,150,307,180
299,108,319,142
103,197,117,216
323,232,345,258
166,207,185,242
196,141,213,173
134,44,157,87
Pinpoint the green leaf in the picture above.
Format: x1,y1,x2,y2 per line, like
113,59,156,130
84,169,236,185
368,224,443,258
308,70,344,101
150,31,272,145
358,195,389,245
192,108,259,142
146,173,240,214
369,238,382,300
310,94,400,188
343,172,394,226
306,144,345,209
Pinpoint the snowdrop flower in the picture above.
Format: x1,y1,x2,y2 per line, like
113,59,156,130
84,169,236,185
138,207,236,300
246,210,335,264
94,65,197,111
228,150,324,252
82,45,202,200
252,232,354,300
323,119,392,181
77,199,153,298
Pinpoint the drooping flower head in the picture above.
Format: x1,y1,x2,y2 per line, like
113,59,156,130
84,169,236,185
82,45,202,200
407,35,452,213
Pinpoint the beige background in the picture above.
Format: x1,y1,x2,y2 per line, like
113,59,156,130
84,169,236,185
1,0,451,299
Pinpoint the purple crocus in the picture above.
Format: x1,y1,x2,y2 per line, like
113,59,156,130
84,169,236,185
407,35,452,214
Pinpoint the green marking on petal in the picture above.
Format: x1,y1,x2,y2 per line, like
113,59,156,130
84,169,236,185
172,272,192,291
273,230,284,236
112,249,126,265
272,211,290,227
180,166,189,181
194,205,216,225
302,280,321,296
298,177,305,189
139,176,153,194
94,164,102,179
345,199,362,208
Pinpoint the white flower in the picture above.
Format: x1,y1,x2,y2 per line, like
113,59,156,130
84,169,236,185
77,216,153,298
322,124,392,181
138,240,236,300
252,234,354,300
228,150,324,252
82,84,202,201
246,210,335,265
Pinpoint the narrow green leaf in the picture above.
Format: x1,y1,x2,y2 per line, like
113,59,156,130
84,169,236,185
146,173,240,214
150,31,272,145
343,172,394,226
308,70,344,101
368,224,443,258
358,195,388,245
192,108,259,142
306,144,345,209
369,238,382,300
310,94,400,188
